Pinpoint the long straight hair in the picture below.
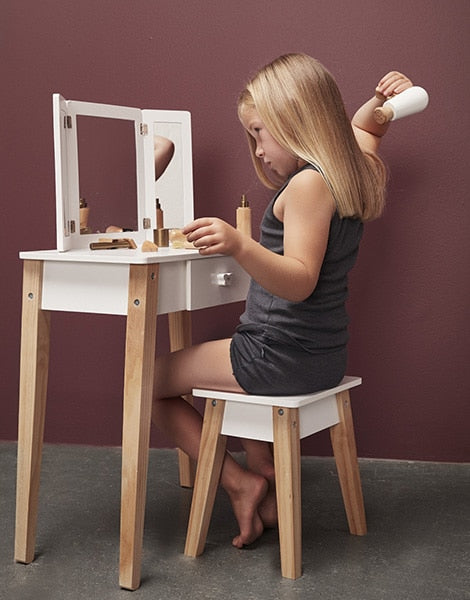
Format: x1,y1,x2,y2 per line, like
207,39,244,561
238,54,387,221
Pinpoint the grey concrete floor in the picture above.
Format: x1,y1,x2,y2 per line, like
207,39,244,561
0,442,468,600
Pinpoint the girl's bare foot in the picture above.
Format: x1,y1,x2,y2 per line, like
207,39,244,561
258,482,278,529
225,471,268,548
246,454,278,529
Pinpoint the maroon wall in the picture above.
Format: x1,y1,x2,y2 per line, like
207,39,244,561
2,1,469,461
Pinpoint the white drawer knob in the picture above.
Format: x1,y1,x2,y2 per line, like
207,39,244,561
213,272,232,286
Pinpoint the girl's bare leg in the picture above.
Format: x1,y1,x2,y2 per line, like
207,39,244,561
242,439,277,528
152,338,268,547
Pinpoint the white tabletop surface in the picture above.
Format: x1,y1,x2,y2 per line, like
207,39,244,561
19,247,204,265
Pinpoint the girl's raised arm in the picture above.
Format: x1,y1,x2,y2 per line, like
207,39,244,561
352,71,413,154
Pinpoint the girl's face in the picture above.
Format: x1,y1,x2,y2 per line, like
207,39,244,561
239,106,300,180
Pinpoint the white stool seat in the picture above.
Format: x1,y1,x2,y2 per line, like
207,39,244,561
194,375,361,408
193,376,362,442
185,376,366,579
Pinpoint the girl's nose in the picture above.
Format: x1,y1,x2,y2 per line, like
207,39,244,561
255,146,264,158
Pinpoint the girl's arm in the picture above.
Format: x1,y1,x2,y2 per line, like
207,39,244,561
154,135,175,179
183,168,334,302
352,71,413,154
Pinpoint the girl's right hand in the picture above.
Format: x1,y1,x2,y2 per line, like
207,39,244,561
376,71,413,99
183,217,244,256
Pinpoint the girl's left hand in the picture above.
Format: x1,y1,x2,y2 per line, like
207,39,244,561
376,71,413,99
183,217,243,256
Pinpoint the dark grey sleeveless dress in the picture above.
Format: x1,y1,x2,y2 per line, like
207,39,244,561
230,164,363,395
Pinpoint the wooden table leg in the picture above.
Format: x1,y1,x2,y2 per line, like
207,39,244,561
15,260,50,564
168,310,196,488
119,264,159,590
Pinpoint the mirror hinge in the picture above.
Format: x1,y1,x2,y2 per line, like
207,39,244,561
64,115,72,129
143,217,151,229
69,220,76,234
139,123,148,136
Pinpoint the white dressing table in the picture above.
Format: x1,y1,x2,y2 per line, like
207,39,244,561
14,96,249,590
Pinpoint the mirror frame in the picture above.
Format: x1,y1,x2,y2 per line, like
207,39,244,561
53,94,193,251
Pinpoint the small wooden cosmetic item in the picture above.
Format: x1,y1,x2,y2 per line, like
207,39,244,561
236,194,252,237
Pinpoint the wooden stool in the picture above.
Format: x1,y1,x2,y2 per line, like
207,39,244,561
184,376,366,579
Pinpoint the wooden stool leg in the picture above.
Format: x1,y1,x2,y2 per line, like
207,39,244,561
168,310,196,488
329,390,367,536
184,398,227,557
273,406,302,579
15,260,50,564
119,264,159,590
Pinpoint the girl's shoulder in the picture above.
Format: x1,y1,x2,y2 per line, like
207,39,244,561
275,163,335,221
284,163,329,195
286,164,333,203
291,162,321,178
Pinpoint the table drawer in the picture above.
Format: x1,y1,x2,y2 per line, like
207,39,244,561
187,256,249,310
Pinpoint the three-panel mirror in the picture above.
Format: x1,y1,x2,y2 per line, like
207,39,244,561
53,95,193,251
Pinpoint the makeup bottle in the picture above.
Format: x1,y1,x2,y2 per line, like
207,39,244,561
155,198,164,229
236,194,252,237
153,198,167,245
374,86,429,125
155,228,169,247
79,197,90,233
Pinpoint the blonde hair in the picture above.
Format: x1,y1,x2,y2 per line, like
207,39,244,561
238,53,387,221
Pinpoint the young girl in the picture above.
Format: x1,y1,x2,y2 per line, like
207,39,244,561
152,53,412,548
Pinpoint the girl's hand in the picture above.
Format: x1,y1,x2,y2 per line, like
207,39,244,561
183,217,243,256
376,71,413,99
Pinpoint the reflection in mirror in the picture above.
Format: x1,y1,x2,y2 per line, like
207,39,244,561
76,116,137,234
153,122,184,229
154,136,174,179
